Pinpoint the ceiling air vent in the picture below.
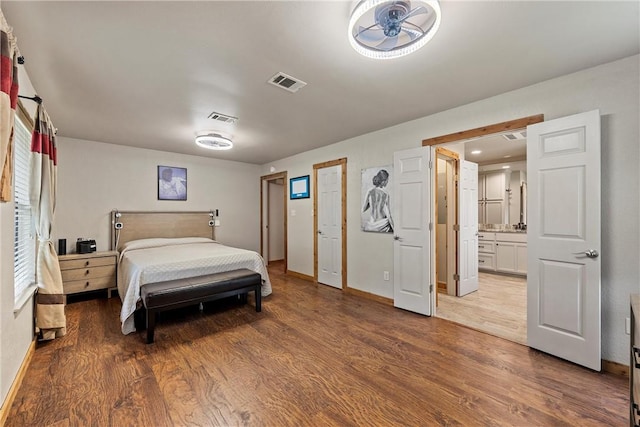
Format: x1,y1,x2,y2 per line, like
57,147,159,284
268,72,307,93
503,130,527,141
207,111,238,124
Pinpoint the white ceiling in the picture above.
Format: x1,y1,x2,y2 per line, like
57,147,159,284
3,1,639,165
462,131,527,165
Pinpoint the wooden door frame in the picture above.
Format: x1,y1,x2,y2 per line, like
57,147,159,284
260,171,288,272
435,147,459,301
422,115,544,147
425,115,543,296
313,158,347,289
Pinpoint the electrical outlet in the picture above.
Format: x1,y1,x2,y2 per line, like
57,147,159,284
626,317,631,335
383,271,390,281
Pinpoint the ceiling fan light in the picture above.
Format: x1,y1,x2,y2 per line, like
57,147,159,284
195,133,233,150
349,0,442,60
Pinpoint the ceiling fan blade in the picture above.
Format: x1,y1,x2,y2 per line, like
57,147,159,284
356,25,385,43
401,28,421,42
400,6,428,23
356,23,381,37
376,35,400,51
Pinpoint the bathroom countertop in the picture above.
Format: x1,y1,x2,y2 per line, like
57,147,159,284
478,228,527,234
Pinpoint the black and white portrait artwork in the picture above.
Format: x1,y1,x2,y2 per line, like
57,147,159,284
361,166,394,233
158,166,187,201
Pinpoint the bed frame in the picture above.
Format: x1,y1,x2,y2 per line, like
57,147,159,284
110,210,216,252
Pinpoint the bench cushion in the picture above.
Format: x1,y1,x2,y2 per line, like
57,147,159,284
141,268,261,310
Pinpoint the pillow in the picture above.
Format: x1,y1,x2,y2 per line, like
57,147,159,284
120,237,215,253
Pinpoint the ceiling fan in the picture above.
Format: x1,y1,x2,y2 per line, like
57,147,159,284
349,0,441,59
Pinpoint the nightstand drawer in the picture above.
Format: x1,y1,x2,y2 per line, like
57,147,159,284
61,265,115,282
63,276,114,294
58,250,118,297
59,256,115,270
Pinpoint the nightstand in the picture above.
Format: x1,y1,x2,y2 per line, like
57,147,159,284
58,250,118,297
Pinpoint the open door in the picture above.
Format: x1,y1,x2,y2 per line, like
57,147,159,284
527,110,601,371
260,172,287,272
458,160,479,296
393,147,432,315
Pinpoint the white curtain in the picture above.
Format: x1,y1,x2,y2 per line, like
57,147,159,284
31,104,66,340
0,9,19,201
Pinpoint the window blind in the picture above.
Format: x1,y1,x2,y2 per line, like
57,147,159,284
14,117,35,304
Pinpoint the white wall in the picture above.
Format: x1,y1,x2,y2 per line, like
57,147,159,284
54,138,263,253
263,55,640,365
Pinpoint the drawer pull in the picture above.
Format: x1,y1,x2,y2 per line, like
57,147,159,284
479,260,485,263
85,282,90,288
634,347,640,368
479,245,484,249
85,261,90,267
85,270,90,275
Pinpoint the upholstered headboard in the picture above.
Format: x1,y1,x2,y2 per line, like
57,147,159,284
110,210,216,252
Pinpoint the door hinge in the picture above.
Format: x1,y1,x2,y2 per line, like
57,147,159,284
429,222,433,231
453,274,460,281
430,284,434,293
453,224,460,231
429,160,433,169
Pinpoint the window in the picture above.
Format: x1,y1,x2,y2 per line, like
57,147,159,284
14,115,35,308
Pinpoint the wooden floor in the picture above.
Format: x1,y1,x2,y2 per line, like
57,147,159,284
6,263,627,426
436,272,527,345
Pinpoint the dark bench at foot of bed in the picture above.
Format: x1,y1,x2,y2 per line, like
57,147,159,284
140,269,262,343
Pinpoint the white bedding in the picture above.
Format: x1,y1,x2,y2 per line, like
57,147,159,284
118,237,272,334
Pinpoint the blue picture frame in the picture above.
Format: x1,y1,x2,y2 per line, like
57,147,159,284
290,175,310,199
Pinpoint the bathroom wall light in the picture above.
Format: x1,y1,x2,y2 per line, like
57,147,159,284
195,133,233,150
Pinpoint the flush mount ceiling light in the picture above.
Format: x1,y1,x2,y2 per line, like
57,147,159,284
349,0,441,59
195,133,233,150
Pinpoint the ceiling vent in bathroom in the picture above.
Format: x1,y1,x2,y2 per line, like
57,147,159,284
503,130,527,141
268,72,307,93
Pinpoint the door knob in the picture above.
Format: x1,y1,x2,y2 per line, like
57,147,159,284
318,230,323,235
393,236,402,241
574,249,599,258
585,249,599,258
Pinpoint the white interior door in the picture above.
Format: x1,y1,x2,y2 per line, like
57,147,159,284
393,147,432,315
318,164,342,288
527,109,601,371
458,160,478,296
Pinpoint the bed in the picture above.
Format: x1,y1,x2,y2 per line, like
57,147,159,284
111,211,272,335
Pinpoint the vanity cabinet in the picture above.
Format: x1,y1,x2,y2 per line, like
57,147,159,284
478,232,527,275
483,171,507,200
478,171,509,224
478,232,496,271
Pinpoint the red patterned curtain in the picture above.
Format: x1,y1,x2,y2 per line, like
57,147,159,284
31,104,66,340
0,12,19,202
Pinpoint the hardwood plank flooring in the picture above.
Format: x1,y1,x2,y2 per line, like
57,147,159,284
6,265,626,426
436,272,527,344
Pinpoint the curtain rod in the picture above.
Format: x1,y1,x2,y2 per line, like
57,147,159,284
18,94,42,104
